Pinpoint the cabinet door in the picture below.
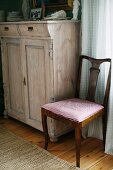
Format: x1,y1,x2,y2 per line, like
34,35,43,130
1,38,26,121
22,39,53,130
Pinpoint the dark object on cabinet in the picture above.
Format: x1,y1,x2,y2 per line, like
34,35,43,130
41,55,111,168
45,0,73,11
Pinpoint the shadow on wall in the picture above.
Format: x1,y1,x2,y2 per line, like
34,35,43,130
0,0,32,16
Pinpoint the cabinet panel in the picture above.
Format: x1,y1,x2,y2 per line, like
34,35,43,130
0,42,4,114
23,39,53,130
2,39,25,121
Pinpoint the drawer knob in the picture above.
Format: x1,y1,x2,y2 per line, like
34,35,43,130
4,27,9,31
28,27,33,31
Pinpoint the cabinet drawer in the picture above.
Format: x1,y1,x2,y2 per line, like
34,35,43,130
18,24,50,37
0,25,19,36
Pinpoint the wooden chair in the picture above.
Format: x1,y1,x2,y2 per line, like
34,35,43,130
41,55,111,168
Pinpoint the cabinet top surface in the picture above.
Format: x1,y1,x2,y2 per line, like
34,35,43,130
0,20,80,38
0,20,80,25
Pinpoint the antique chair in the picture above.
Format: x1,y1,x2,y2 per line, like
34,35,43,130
41,55,111,168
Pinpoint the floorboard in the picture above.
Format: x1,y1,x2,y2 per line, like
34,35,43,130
0,116,113,170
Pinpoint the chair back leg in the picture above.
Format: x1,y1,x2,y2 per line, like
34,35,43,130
75,124,82,167
102,114,107,149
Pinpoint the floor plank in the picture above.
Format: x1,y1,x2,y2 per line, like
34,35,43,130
0,116,113,170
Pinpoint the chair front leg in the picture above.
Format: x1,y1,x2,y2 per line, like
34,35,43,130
75,124,82,168
41,108,49,150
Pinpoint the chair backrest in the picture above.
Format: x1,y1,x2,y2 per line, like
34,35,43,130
75,55,111,107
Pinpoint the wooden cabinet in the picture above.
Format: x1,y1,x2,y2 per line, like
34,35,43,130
0,21,80,141
0,42,4,114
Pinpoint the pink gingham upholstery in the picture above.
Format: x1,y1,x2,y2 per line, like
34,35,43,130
42,98,104,122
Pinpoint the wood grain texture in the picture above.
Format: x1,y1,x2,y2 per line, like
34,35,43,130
0,117,113,170
1,38,26,121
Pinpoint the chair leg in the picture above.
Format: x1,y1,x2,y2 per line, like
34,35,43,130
75,124,82,168
102,114,107,149
41,109,49,150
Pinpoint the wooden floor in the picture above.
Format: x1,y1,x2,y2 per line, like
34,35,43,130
0,116,113,170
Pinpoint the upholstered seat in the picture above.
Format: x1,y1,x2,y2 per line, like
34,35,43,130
42,98,104,122
41,55,111,168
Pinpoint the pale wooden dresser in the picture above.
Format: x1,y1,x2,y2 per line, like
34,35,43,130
0,20,80,141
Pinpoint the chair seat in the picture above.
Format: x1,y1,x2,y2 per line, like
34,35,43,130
42,98,104,122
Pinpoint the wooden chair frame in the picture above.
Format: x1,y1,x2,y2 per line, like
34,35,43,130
41,55,111,167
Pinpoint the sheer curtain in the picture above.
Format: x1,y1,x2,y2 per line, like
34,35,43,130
81,0,113,155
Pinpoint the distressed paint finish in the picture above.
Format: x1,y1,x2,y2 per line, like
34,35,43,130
0,20,80,140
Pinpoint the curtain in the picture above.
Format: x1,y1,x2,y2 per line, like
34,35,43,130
81,0,113,155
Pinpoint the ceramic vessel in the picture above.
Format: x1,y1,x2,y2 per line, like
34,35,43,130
72,0,80,20
22,0,30,20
